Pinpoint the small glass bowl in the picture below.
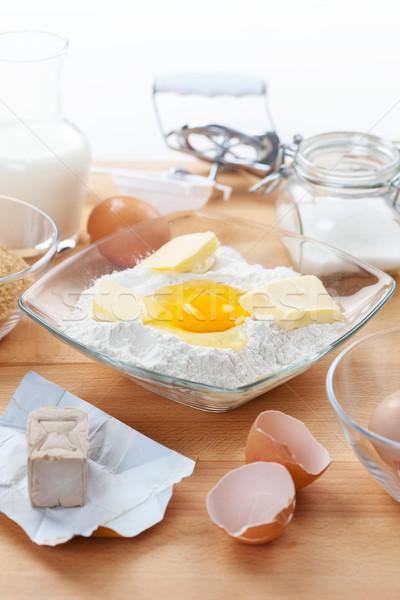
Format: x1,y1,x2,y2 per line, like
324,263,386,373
327,328,400,501
0,195,59,339
20,210,394,412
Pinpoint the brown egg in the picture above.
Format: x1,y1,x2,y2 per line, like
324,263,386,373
369,389,400,467
87,196,170,268
87,196,161,243
245,410,331,490
206,462,296,544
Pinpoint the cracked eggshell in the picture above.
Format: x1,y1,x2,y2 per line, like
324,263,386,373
206,462,296,545
245,410,331,490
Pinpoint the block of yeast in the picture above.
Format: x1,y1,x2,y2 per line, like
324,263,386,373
26,406,89,508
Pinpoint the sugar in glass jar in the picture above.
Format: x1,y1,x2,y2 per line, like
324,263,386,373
275,132,400,273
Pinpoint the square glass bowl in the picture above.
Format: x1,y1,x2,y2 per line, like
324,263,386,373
19,211,395,412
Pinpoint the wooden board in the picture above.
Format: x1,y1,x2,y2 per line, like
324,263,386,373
1,163,399,600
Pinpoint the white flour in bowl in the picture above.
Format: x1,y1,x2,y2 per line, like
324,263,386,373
60,245,343,388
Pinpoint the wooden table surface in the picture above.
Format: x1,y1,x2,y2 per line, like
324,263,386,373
1,163,399,600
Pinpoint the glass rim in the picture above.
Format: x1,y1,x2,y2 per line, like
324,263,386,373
326,327,400,452
294,131,400,189
0,195,59,284
0,30,69,63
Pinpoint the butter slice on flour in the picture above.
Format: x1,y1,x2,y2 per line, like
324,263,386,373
138,232,219,273
239,275,342,332
93,279,144,322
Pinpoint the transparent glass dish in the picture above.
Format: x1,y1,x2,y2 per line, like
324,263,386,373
327,328,400,502
0,195,59,339
19,211,395,412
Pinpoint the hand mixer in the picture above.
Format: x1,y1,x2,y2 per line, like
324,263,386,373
152,72,280,181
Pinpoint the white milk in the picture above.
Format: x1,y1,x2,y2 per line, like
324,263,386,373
0,119,91,241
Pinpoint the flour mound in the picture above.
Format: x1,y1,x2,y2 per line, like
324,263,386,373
60,245,342,388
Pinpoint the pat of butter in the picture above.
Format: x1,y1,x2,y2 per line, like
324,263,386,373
93,279,144,322
138,232,219,273
27,407,89,508
239,275,342,331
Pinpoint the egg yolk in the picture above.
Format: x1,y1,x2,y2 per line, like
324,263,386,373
182,292,244,333
143,280,250,350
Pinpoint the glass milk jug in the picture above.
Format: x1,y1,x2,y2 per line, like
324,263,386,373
0,30,91,249
267,132,400,273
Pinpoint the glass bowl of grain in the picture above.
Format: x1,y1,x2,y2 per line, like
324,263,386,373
19,211,395,411
0,196,59,340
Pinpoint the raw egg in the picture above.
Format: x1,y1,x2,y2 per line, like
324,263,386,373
245,410,331,489
87,196,170,268
369,389,400,467
206,462,296,544
143,279,250,350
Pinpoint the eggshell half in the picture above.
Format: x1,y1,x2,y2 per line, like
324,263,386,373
245,410,331,490
206,462,296,544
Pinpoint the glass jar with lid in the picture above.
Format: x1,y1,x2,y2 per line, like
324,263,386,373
270,132,400,273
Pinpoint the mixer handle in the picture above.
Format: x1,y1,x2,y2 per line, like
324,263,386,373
153,73,267,98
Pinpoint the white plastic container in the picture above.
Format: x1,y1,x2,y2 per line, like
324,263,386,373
92,167,232,215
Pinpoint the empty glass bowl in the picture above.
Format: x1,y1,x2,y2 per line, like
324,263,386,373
0,195,59,339
327,328,400,501
19,210,394,412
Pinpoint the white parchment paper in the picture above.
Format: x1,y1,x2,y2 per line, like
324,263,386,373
0,371,196,545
